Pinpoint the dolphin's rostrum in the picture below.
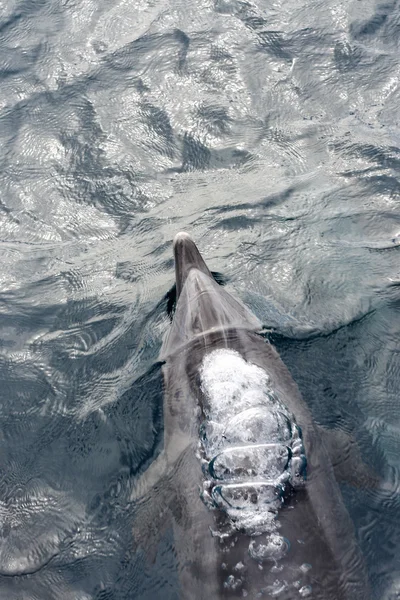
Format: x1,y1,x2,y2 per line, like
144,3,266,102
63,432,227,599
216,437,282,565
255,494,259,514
135,232,372,600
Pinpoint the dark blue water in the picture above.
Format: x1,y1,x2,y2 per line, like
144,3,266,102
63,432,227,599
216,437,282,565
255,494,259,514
0,0,400,597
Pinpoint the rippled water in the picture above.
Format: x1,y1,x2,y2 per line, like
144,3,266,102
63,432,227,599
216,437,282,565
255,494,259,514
0,0,400,597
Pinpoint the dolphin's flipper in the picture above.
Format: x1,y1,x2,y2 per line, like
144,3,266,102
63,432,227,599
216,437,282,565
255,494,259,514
131,452,172,564
132,485,170,563
131,452,168,501
318,425,381,489
131,474,193,569
131,456,181,564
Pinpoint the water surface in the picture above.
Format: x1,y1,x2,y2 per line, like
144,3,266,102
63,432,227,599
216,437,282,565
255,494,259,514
0,0,400,597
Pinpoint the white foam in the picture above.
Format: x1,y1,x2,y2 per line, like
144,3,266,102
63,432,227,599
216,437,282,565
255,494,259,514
200,349,290,454
199,348,300,538
200,349,270,419
249,534,290,562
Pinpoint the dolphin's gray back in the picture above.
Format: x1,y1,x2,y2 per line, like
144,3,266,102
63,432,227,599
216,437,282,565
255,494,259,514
159,326,371,600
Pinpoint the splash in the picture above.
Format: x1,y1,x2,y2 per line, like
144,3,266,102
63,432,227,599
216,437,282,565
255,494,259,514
199,348,306,552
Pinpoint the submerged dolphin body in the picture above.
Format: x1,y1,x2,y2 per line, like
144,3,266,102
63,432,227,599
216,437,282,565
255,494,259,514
135,232,372,600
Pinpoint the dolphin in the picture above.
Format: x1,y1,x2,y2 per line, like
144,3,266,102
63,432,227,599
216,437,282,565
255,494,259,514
134,232,373,600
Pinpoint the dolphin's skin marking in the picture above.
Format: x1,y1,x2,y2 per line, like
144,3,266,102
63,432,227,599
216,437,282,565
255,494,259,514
136,232,372,600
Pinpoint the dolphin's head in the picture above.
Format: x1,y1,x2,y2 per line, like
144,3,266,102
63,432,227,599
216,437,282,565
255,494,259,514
160,233,261,359
173,232,213,300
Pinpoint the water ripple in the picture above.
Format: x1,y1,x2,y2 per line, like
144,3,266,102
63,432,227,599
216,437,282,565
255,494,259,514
0,0,399,595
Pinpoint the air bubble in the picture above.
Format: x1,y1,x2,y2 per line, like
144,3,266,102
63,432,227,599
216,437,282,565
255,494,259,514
209,444,290,481
225,408,292,446
249,533,290,562
299,585,312,597
291,455,307,481
224,574,242,590
263,580,288,596
198,349,307,534
212,482,283,511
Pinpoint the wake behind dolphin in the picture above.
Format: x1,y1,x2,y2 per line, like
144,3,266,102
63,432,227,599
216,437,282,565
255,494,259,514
134,232,373,599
